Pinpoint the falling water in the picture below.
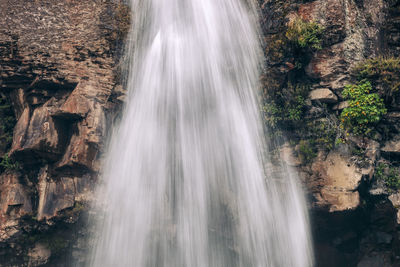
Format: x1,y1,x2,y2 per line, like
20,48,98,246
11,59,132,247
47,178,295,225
89,0,313,266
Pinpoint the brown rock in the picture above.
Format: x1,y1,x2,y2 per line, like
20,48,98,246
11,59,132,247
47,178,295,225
0,172,32,220
55,104,105,173
10,105,67,161
10,107,30,154
37,166,75,220
55,81,94,120
309,152,362,212
8,88,26,120
333,101,349,110
306,45,346,81
309,88,338,103
280,143,301,167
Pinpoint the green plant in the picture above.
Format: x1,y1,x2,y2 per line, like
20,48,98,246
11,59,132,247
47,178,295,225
286,18,324,51
375,162,386,180
340,80,387,136
375,163,400,191
353,57,400,96
0,153,20,171
305,119,338,151
0,95,16,148
297,140,317,164
263,83,309,131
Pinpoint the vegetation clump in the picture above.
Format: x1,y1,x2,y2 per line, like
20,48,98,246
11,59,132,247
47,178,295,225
352,57,400,97
0,95,15,147
285,18,324,70
0,94,18,172
304,118,338,151
375,163,400,191
0,153,20,172
340,80,387,136
286,18,325,51
263,83,309,134
297,140,317,164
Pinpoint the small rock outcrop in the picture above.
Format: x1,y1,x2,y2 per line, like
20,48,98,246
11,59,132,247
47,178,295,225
309,88,338,104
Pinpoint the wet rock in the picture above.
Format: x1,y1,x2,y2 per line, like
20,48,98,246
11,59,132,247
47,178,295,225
28,243,51,267
357,253,392,267
375,232,393,244
280,143,301,167
309,88,338,103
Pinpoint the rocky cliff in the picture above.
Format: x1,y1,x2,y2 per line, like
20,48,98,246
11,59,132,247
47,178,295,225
0,0,128,265
0,0,400,266
260,0,400,266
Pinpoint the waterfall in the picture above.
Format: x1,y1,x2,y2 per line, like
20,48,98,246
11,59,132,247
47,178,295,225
89,0,314,266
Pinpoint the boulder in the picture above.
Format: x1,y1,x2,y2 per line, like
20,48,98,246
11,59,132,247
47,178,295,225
309,88,338,103
309,152,362,212
333,101,349,110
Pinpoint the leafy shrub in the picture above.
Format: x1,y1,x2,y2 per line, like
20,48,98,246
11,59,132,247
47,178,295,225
0,94,17,172
340,80,387,136
375,163,400,191
297,140,317,164
0,95,15,147
0,153,20,171
352,57,400,96
286,18,324,51
263,83,309,131
304,118,338,151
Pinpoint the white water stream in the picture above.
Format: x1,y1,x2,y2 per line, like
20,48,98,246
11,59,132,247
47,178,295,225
89,0,314,266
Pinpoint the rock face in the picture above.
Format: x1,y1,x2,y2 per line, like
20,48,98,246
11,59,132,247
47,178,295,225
0,0,126,265
311,152,362,212
261,0,400,266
